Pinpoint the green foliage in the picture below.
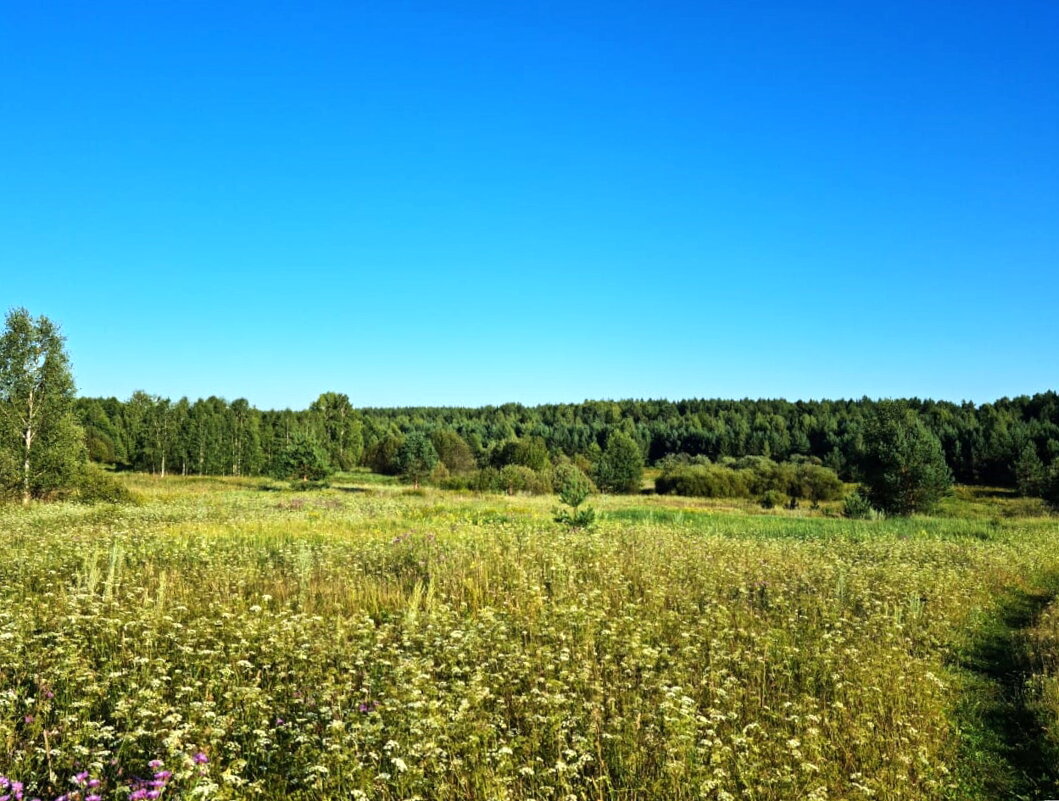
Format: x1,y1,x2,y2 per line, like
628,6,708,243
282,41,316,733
553,505,596,529
1045,459,1059,511
310,392,364,470
655,457,843,508
759,489,786,510
553,463,596,528
364,433,404,475
472,466,501,492
861,401,953,515
73,391,1059,495
497,464,551,495
1015,445,1047,498
656,463,752,497
490,436,550,471
288,478,332,491
76,397,125,464
395,432,439,487
791,461,845,507
430,429,476,473
273,432,332,482
0,308,86,503
77,464,139,505
595,431,644,494
443,465,555,495
554,462,594,508
842,488,878,519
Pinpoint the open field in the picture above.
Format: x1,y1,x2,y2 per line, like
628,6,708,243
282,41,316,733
1,476,1058,800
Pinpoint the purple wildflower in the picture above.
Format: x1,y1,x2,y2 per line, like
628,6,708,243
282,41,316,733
147,760,163,769
74,772,89,785
192,752,208,764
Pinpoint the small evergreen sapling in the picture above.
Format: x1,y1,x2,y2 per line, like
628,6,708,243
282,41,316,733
553,463,596,528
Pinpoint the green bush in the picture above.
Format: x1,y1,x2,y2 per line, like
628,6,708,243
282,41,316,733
759,489,786,510
288,479,331,492
843,489,878,519
1045,459,1059,511
77,465,138,505
499,464,551,495
655,464,751,498
439,466,554,495
473,467,502,492
656,459,844,509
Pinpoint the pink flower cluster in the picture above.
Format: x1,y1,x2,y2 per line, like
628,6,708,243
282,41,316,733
0,752,207,801
126,760,171,801
0,774,37,801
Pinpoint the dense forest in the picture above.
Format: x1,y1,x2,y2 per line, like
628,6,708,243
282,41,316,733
75,391,1059,488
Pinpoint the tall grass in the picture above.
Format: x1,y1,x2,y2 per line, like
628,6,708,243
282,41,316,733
0,477,1056,799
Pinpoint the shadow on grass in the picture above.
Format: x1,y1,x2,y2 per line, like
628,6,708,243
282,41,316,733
951,579,1059,800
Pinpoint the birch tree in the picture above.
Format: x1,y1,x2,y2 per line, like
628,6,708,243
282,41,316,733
0,309,85,503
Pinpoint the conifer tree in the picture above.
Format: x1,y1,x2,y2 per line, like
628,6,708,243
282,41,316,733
861,402,952,515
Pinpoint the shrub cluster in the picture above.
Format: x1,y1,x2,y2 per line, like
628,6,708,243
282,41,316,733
842,488,879,519
76,464,139,505
655,455,843,507
440,465,554,495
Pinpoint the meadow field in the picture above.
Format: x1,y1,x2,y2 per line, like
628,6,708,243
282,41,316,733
1,475,1057,801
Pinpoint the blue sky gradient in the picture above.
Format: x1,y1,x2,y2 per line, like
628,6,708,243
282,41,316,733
3,1,1056,408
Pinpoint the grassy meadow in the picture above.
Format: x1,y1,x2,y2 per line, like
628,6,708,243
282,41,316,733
1,474,1058,800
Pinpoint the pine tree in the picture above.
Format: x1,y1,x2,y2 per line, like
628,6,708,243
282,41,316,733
861,402,952,515
1014,444,1046,497
274,432,331,482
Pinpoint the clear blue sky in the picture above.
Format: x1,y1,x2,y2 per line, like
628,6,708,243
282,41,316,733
2,1,1056,409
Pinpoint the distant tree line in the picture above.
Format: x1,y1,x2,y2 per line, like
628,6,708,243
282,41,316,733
5,305,1055,512
75,392,1059,492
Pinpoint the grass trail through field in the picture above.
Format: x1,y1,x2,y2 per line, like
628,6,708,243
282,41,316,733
953,574,1059,800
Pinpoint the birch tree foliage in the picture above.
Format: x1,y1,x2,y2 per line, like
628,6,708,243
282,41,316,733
0,308,85,503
